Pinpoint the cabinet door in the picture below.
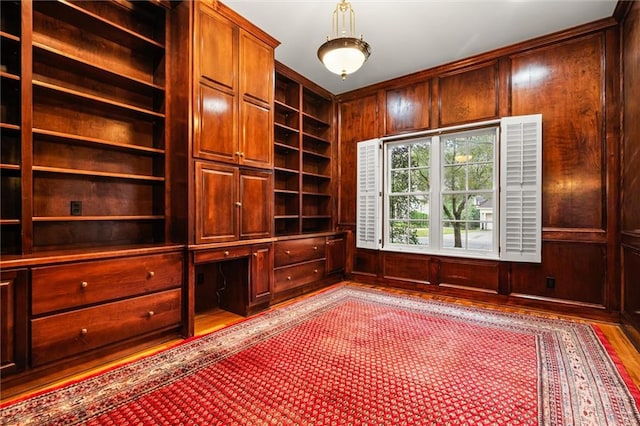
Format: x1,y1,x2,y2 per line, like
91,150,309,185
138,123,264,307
240,101,273,168
250,244,272,306
195,82,238,163
0,269,27,375
326,235,346,274
198,7,236,90
239,31,274,169
240,30,273,104
239,170,272,239
195,162,238,244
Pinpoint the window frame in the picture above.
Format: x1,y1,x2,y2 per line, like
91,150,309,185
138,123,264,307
382,126,500,259
356,115,542,263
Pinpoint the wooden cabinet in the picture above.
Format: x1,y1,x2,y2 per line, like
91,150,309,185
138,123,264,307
194,4,274,169
29,252,183,367
274,63,335,236
195,161,272,244
193,243,272,316
273,233,346,300
0,269,27,376
169,1,279,336
0,1,186,389
326,234,346,274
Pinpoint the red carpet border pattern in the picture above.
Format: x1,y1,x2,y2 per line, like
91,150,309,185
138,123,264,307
2,285,639,425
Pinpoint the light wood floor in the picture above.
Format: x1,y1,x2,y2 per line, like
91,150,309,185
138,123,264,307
3,281,639,404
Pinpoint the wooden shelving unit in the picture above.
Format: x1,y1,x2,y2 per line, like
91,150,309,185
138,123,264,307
0,0,22,255
274,63,335,236
25,0,168,252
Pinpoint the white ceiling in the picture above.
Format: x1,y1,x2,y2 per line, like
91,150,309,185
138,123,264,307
224,0,617,95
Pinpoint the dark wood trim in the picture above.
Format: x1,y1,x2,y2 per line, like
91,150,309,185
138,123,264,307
0,244,185,269
621,311,640,352
20,0,33,254
614,0,634,23
604,26,622,311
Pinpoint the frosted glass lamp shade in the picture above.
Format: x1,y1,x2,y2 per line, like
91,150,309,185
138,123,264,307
318,37,371,80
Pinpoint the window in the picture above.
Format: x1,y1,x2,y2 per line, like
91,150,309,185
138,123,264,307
357,115,541,263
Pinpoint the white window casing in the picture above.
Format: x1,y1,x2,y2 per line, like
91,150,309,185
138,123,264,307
354,115,542,262
499,114,542,263
356,139,382,249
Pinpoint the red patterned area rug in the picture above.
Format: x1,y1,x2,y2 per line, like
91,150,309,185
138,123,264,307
2,285,640,425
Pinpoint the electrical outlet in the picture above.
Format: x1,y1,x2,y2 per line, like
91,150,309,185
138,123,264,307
546,277,556,289
70,201,82,216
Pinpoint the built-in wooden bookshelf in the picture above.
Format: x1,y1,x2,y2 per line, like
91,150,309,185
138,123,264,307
274,63,335,236
0,0,22,255
23,0,168,252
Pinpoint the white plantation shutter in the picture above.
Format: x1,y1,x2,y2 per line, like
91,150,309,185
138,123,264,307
500,114,542,263
356,139,381,249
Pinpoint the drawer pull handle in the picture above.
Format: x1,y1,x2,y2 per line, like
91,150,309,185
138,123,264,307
313,246,318,250
253,252,258,257
80,281,88,289
285,250,291,255
148,311,155,318
80,328,88,336
147,271,155,279
235,202,242,207
314,269,319,273
287,276,292,280
224,251,230,256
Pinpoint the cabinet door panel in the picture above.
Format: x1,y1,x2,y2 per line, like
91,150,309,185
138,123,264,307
195,162,238,243
239,170,272,239
240,30,273,104
241,101,272,168
251,244,272,305
198,8,236,89
0,269,26,375
326,236,346,273
196,83,237,163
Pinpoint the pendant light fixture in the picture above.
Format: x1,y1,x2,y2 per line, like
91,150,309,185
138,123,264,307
317,0,371,80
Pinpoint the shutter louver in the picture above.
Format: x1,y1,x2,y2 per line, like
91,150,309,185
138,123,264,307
500,115,542,263
356,139,381,249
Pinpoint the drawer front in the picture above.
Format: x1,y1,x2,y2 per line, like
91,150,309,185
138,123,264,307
193,246,252,264
274,237,326,267
31,289,182,367
31,253,183,315
274,260,325,293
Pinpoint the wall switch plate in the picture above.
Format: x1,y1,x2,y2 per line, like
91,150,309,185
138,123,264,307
70,201,82,216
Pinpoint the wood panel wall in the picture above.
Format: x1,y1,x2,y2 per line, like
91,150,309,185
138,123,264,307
337,18,623,319
621,1,640,347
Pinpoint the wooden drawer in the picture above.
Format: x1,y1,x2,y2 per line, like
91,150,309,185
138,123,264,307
32,253,183,316
193,246,252,264
31,289,182,367
274,260,325,293
274,237,326,267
